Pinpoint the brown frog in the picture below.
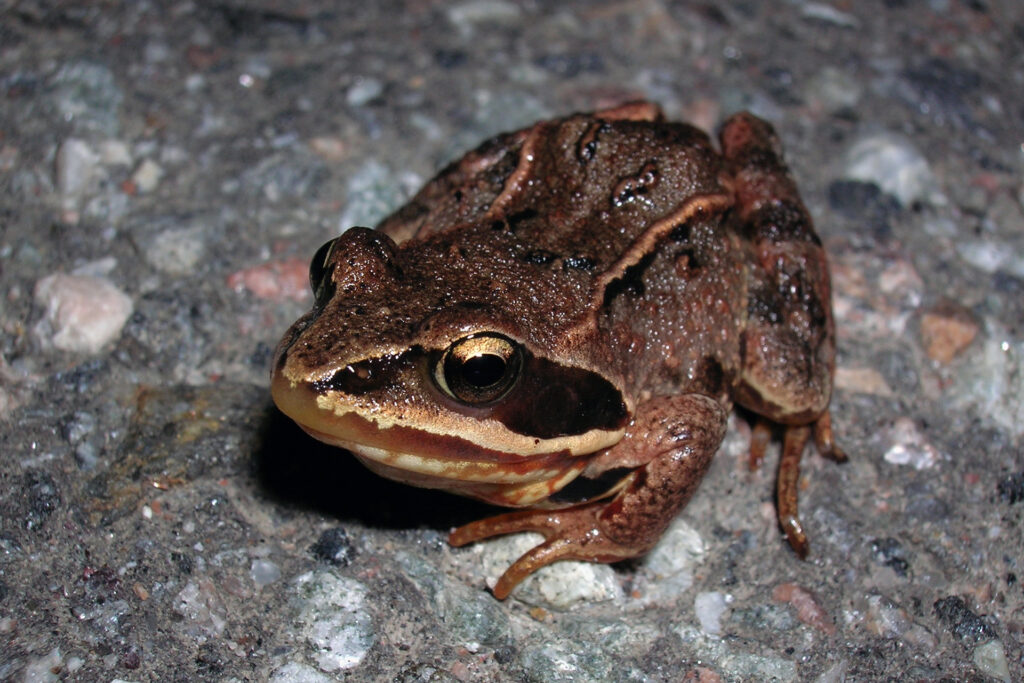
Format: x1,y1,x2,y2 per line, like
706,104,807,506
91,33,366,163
271,102,844,599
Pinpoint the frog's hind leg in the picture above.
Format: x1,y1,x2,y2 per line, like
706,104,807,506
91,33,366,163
720,112,836,425
720,112,845,556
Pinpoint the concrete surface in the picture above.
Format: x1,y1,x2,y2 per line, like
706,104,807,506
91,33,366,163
1,1,1022,680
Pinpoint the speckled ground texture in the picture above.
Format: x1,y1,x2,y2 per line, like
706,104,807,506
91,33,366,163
2,1,1023,681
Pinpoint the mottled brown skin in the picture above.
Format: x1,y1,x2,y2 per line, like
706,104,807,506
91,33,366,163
272,102,844,599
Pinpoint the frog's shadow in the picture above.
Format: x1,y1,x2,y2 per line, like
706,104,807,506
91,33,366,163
254,403,495,530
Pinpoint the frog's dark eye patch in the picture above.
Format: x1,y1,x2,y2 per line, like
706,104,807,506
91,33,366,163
429,332,629,439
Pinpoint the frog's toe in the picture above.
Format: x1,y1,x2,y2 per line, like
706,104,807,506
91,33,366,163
449,505,637,599
813,410,848,463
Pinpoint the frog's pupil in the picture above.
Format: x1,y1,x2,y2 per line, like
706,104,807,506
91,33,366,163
462,354,506,388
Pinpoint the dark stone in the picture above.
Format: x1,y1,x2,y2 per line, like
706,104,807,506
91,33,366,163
311,526,355,567
933,596,997,643
997,471,1024,505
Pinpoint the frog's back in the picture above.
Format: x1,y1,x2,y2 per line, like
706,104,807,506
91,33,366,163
377,111,730,272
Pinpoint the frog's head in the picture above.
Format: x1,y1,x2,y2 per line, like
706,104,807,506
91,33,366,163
271,227,631,506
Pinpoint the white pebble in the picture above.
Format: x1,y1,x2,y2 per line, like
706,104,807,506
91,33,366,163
34,273,133,354
801,2,860,27
973,639,1011,682
270,662,335,682
295,572,375,672
98,139,132,166
132,158,164,193
475,533,619,608
251,559,282,586
695,591,730,636
144,227,205,275
447,0,522,26
842,132,945,207
346,77,383,107
883,418,939,470
55,138,100,198
21,647,61,683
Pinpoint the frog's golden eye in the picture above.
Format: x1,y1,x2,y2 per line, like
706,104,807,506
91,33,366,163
309,238,338,302
435,333,522,405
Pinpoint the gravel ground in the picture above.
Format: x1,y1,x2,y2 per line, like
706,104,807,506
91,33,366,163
2,1,1023,681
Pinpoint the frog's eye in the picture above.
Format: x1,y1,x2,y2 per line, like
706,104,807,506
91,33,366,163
434,333,522,405
309,238,338,302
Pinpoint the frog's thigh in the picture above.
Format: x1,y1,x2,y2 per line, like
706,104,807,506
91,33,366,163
734,269,834,424
720,113,834,424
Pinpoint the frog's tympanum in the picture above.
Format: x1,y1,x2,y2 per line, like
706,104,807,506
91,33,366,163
272,102,845,599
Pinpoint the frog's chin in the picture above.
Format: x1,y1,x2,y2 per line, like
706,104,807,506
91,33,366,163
295,421,588,507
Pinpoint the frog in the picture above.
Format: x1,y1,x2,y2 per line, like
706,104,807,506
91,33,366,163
271,102,845,599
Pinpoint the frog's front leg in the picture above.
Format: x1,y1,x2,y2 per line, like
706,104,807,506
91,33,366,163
449,394,726,599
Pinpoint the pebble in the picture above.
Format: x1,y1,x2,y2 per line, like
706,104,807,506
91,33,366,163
98,139,132,166
227,258,310,301
948,319,1023,433
131,158,164,193
270,662,334,683
34,273,133,354
48,60,124,136
842,132,945,207
643,517,706,578
676,623,798,681
933,595,996,643
309,527,355,567
956,239,1024,279
973,639,1011,682
694,591,730,636
393,550,511,648
174,578,227,638
519,640,615,681
474,533,619,608
308,136,347,161
55,138,100,199
864,593,912,639
834,366,894,397
346,77,383,107
21,647,61,683
240,151,329,204
63,410,96,444
883,417,939,470
294,571,375,672
800,2,860,28
772,583,836,635
814,660,849,683
64,410,100,469
144,227,205,276
250,559,282,586
446,0,522,28
997,471,1024,505
805,67,863,112
636,517,706,602
919,301,979,363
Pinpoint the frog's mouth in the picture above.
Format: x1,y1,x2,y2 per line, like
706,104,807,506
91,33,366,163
271,374,615,506
297,420,589,507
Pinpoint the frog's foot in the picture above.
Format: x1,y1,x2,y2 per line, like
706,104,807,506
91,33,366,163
749,410,847,470
768,410,847,559
449,503,641,600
